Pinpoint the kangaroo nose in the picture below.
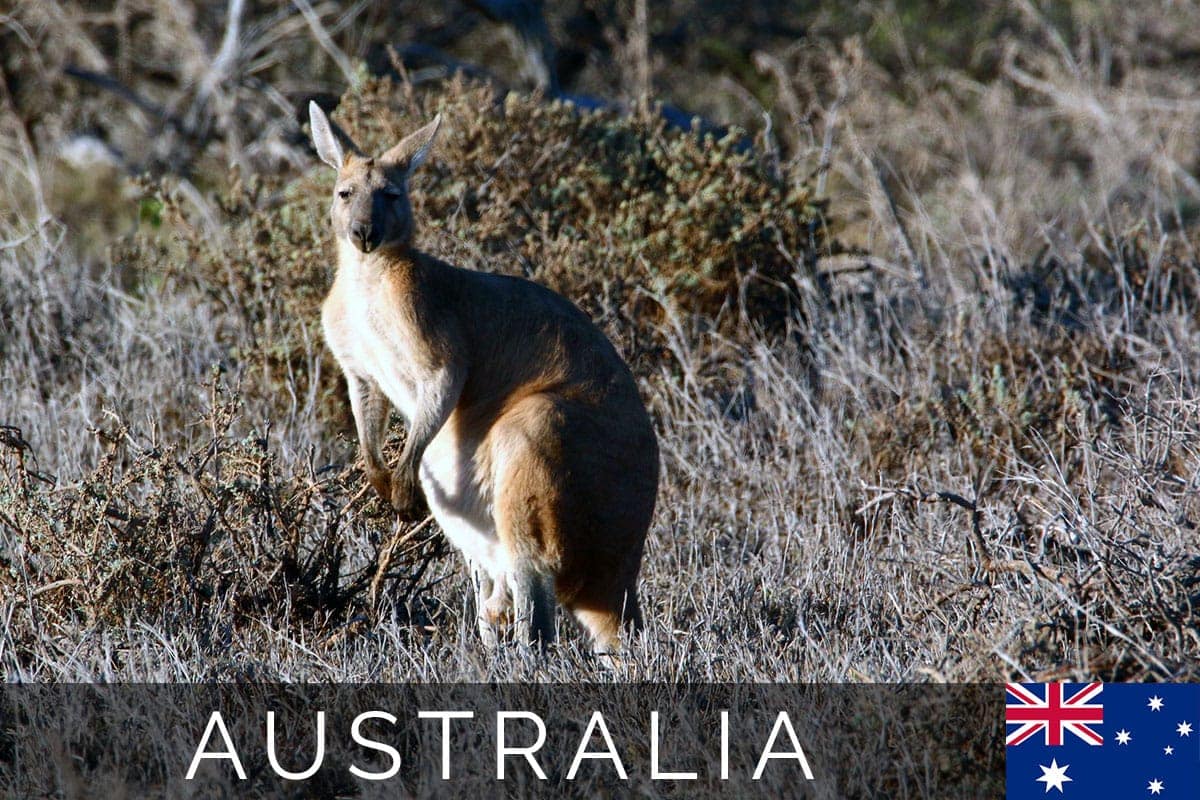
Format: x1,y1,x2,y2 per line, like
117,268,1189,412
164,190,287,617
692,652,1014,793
351,222,373,252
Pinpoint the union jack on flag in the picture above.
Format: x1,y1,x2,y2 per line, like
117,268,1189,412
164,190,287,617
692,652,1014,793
1006,682,1103,747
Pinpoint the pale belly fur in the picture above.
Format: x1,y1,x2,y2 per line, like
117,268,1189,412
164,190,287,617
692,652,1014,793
323,268,509,580
419,425,509,579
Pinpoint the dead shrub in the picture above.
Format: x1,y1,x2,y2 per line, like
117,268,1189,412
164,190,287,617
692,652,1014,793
0,377,444,666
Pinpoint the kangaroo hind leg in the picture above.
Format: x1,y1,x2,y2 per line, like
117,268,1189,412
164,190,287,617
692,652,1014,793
572,583,641,660
510,562,556,649
489,393,566,652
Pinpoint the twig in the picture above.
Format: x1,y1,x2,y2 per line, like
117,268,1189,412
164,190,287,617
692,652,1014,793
368,515,435,610
12,579,84,605
194,0,246,110
857,482,993,562
290,0,358,87
871,156,926,287
64,66,193,139
815,80,847,198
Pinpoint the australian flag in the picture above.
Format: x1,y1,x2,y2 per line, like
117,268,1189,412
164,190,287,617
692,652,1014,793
1006,683,1199,798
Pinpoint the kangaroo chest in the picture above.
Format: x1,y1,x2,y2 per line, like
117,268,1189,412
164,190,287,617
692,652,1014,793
322,252,426,423
323,247,501,574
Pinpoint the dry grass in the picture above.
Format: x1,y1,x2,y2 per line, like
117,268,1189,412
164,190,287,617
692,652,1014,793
1,0,1198,686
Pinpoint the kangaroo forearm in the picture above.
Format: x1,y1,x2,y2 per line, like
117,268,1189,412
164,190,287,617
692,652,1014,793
396,439,424,479
388,381,456,517
360,383,391,466
395,367,464,477
347,374,389,465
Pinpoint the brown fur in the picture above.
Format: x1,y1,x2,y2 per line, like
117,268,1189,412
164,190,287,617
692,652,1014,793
309,103,659,654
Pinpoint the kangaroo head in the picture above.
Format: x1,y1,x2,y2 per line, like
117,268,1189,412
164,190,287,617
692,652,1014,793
308,101,441,254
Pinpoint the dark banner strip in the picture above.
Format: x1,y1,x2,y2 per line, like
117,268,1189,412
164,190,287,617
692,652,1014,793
0,683,1001,798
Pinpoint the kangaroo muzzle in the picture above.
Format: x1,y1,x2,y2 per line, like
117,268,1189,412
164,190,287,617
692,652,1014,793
351,221,376,253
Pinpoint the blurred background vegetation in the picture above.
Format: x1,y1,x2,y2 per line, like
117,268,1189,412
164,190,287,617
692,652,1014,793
1,0,1198,695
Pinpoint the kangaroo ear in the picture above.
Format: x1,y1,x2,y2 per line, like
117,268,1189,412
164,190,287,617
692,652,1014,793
309,101,344,170
382,114,442,174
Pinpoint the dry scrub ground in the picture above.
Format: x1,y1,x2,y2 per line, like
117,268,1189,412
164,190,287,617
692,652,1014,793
1,1,1199,684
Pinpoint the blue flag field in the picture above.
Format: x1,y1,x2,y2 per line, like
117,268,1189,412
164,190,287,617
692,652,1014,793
1007,683,1199,798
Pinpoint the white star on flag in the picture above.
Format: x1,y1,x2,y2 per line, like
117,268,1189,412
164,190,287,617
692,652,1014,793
1037,759,1072,793
1164,745,1174,755
1148,778,1164,795
1115,729,1132,744
1148,696,1164,711
1177,721,1193,737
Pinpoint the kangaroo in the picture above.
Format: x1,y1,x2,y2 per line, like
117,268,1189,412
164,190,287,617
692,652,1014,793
308,102,659,655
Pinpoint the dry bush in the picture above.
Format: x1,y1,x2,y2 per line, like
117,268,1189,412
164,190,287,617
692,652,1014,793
756,2,1200,280
354,79,835,336
0,379,449,677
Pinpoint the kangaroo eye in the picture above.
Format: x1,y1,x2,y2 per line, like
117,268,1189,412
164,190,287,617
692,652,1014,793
337,188,352,199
